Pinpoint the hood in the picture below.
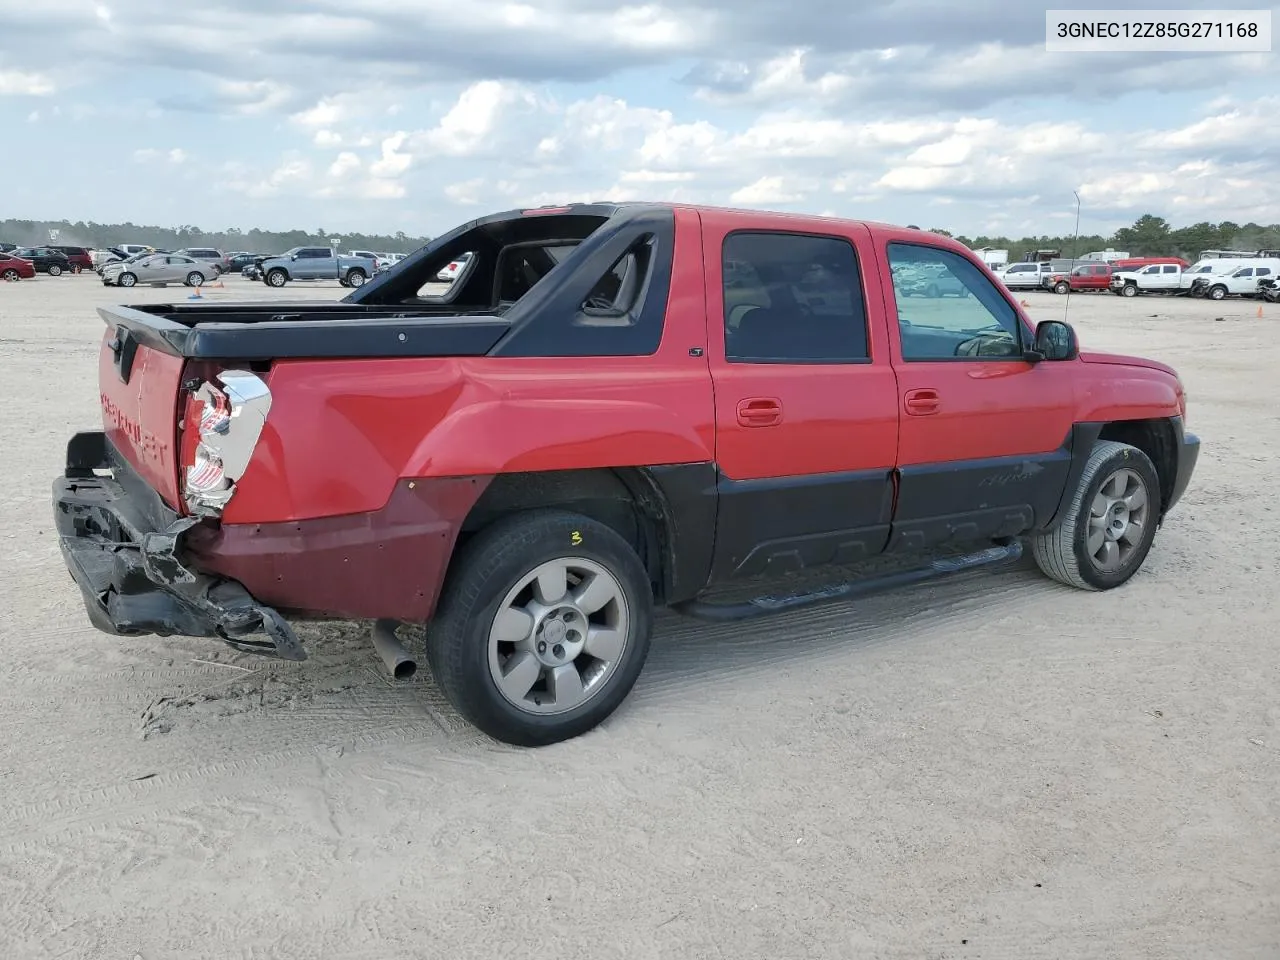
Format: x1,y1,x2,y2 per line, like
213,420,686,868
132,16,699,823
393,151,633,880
1079,350,1177,377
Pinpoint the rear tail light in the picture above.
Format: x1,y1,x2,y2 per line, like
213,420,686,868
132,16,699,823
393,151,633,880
180,369,272,516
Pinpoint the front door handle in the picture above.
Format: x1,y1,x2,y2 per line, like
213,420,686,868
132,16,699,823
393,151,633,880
904,388,941,416
736,397,783,427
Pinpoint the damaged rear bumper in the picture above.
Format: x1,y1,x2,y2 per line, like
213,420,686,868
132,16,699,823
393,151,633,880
52,431,306,661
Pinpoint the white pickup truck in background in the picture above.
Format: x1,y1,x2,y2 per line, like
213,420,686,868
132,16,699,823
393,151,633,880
1109,262,1186,296
1188,260,1280,300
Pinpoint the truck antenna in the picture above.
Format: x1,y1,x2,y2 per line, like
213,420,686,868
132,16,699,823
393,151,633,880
1064,189,1082,322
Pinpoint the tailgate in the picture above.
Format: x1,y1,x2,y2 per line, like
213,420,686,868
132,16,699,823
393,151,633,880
96,322,187,509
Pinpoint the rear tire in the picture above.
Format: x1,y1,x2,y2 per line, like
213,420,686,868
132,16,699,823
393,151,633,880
1054,280,1070,294
1,269,19,282
426,509,654,747
346,269,367,287
1031,440,1161,591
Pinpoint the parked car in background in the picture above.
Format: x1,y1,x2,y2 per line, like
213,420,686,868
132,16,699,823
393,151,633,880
1110,262,1187,296
46,245,94,273
0,251,37,281
349,249,395,271
175,248,227,275
996,262,1051,289
1047,263,1113,294
100,252,221,288
1259,277,1280,303
12,247,72,276
1189,260,1280,300
435,251,473,281
224,252,266,273
0,242,16,253
256,246,377,287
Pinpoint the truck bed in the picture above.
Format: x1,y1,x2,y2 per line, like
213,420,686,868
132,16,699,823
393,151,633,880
100,302,513,360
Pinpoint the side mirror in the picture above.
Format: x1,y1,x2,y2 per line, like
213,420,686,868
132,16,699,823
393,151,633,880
1029,320,1079,362
290,253,298,261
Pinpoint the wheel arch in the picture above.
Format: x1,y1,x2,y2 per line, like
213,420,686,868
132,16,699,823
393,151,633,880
1097,418,1178,514
1042,418,1179,531
452,466,704,607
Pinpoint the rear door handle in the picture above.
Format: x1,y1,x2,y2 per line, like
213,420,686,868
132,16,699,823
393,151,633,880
736,397,783,427
904,388,941,416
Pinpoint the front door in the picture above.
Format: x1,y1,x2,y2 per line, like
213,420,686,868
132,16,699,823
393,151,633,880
877,238,1078,553
702,211,900,582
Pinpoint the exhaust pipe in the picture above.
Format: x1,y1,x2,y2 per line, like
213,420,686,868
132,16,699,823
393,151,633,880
371,618,417,680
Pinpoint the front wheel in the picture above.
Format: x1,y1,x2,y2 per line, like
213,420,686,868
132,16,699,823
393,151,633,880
118,272,137,287
426,509,654,747
266,269,288,287
1054,280,1070,295
1209,285,1227,301
1121,283,1137,297
1031,440,1161,591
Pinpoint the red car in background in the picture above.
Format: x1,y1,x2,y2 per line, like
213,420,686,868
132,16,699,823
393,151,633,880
48,246,95,273
0,252,37,281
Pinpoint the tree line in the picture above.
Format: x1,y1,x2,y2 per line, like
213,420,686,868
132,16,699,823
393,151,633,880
931,214,1280,260
4,212,1278,261
0,219,432,255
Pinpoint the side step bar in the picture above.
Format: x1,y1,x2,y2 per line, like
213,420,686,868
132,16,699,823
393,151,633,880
672,542,1024,622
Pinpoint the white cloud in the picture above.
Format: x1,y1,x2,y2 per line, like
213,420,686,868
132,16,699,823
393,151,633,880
168,148,187,164
444,178,486,205
133,147,189,164
411,80,540,156
217,79,293,115
369,132,411,178
314,129,342,147
730,175,805,205
328,152,361,178
0,69,55,96
291,97,346,128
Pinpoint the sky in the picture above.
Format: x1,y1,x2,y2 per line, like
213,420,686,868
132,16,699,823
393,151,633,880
1,0,1277,239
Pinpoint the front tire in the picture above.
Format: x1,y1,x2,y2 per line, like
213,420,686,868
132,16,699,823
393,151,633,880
118,272,137,287
426,509,654,747
1121,283,1137,297
1031,440,1161,591
48,264,63,277
1209,285,1227,301
266,269,288,287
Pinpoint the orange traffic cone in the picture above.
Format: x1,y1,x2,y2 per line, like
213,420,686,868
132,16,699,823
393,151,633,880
1258,305,1264,318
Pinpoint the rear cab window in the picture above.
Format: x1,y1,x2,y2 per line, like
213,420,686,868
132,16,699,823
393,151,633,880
721,231,869,363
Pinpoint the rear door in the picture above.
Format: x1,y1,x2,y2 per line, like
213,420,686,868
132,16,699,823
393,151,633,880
702,210,900,582
876,234,1077,553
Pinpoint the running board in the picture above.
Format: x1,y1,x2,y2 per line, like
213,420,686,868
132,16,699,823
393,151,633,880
672,541,1024,622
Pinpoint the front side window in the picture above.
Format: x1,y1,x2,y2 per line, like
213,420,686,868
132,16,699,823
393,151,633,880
722,231,869,363
888,242,1023,361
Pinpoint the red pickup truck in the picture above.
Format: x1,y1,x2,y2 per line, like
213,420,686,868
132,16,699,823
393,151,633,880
53,202,1200,746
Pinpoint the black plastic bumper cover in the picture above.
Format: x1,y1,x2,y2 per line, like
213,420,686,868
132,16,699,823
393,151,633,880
52,432,306,661
1166,419,1200,517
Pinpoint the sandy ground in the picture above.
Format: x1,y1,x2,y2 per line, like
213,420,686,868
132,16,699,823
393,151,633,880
0,272,1277,959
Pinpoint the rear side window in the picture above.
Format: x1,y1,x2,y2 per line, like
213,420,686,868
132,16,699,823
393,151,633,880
722,231,869,363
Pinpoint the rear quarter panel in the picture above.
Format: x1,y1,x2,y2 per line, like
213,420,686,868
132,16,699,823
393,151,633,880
221,206,715,524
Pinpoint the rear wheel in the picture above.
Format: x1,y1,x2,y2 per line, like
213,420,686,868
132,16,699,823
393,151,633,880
1031,440,1160,591
426,509,654,746
346,269,367,287
1,269,19,282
